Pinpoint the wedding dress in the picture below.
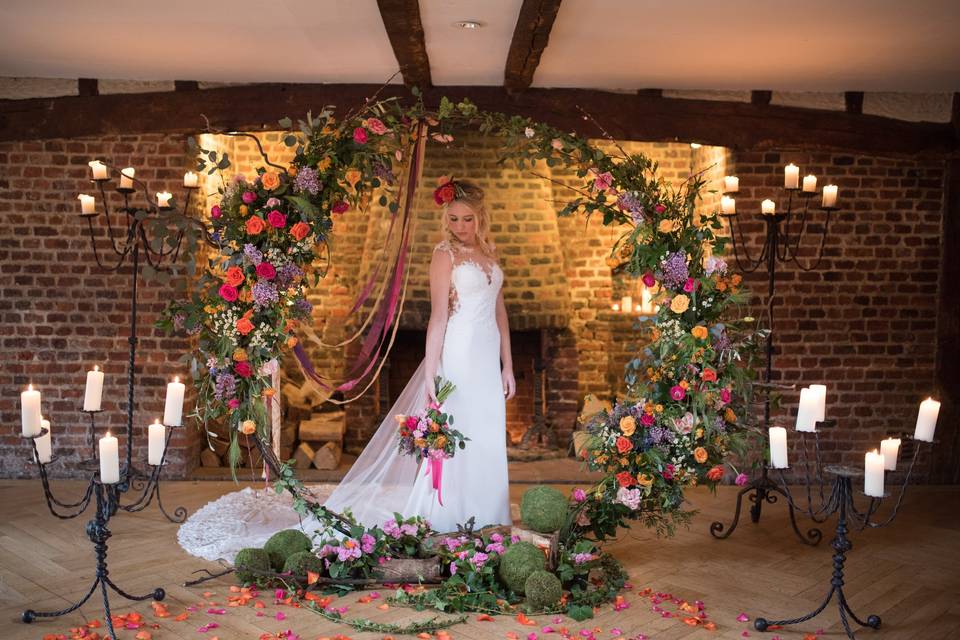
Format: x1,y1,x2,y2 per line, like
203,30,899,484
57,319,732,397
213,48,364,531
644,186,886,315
178,240,512,562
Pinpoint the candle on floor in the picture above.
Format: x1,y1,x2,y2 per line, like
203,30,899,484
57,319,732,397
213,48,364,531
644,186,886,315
721,195,736,215
795,387,818,432
611,302,620,312
784,164,799,189
621,296,633,314
880,437,901,471
803,174,817,193
769,427,789,468
914,397,940,442
809,384,826,423
21,384,41,437
35,417,52,464
77,194,96,216
761,199,776,216
156,191,173,208
119,167,135,189
723,176,739,193
83,365,104,411
148,419,166,466
88,160,108,180
822,184,838,208
99,432,120,484
163,376,185,426
864,450,885,497
183,171,198,188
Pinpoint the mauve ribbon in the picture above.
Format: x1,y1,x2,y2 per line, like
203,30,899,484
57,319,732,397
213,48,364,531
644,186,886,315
424,456,444,506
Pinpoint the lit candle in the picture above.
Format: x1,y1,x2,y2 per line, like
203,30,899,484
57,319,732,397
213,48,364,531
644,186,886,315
119,167,135,189
723,176,739,193
640,286,653,314
21,384,41,437
880,437,901,471
156,192,173,208
864,450,885,497
822,184,838,208
784,164,799,189
809,384,826,423
183,171,198,188
769,427,789,468
721,195,736,215
35,417,52,464
77,194,96,216
88,160,108,180
99,432,120,484
148,419,166,466
914,397,940,442
611,302,620,312
621,296,633,314
761,199,776,216
164,376,185,426
83,365,104,411
795,387,818,432
802,174,817,193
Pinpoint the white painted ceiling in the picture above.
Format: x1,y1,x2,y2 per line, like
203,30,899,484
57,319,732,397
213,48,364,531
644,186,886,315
0,0,957,91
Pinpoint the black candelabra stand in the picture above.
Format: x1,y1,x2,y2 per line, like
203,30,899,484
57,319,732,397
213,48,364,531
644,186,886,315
753,432,929,638
709,176,838,545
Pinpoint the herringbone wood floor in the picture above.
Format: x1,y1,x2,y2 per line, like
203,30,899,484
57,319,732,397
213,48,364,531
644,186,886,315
2,478,958,639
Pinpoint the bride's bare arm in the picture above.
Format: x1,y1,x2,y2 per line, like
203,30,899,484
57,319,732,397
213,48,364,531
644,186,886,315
424,248,453,402
495,288,516,400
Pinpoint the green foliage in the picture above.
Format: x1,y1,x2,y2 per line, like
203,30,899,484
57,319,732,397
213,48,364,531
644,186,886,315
519,485,569,533
264,529,311,571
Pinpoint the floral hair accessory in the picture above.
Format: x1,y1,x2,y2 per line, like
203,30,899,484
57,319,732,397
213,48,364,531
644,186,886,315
433,176,464,206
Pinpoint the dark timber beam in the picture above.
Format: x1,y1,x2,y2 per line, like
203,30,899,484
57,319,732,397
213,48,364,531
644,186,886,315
504,0,563,90
0,84,955,156
845,91,864,114
77,78,98,97
376,0,431,88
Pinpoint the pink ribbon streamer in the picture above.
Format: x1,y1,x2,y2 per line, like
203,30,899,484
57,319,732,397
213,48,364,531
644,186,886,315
424,456,444,506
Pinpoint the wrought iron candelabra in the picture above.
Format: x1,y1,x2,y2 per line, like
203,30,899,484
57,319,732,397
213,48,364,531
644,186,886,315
753,431,929,639
709,171,838,545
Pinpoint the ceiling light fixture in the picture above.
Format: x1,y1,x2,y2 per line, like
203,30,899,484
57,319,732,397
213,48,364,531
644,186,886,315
454,20,483,29
690,142,702,149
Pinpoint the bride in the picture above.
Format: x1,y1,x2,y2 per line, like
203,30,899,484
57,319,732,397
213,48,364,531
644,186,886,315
178,179,514,561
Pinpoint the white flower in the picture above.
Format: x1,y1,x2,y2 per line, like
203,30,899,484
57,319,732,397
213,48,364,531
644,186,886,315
524,127,535,138
615,487,642,510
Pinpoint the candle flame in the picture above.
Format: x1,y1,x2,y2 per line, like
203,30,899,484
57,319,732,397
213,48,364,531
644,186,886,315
106,431,111,438
94,365,99,372
174,376,180,383
27,384,33,391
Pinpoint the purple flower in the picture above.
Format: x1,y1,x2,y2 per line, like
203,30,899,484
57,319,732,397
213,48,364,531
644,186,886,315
243,243,263,265
573,552,595,565
572,488,587,503
336,542,362,562
648,425,674,446
275,263,304,288
293,167,322,195
657,251,689,289
450,561,457,575
361,533,376,554
484,542,505,555
372,160,395,185
470,552,489,568
214,372,236,400
490,533,503,543
293,298,313,317
735,473,749,486
400,523,418,536
252,281,279,308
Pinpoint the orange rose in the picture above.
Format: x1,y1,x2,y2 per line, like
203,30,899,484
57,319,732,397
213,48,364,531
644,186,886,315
724,407,737,423
691,325,708,340
236,317,254,335
239,204,250,217
225,266,244,287
261,171,280,190
615,436,633,454
287,336,298,348
239,420,256,435
290,221,310,241
429,422,440,433
706,465,724,482
246,216,266,235
731,273,742,286
702,368,718,382
615,471,636,487
287,165,298,177
264,388,276,398
694,447,708,464
435,435,447,448
637,473,653,488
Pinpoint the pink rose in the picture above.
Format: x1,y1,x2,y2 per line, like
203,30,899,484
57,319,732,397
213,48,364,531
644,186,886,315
256,262,276,280
242,191,257,204
353,127,368,144
654,204,666,214
234,361,253,378
662,464,675,481
593,171,613,192
735,473,749,486
211,205,222,219
683,278,696,293
642,272,656,288
227,398,240,409
670,385,686,401
572,488,586,503
266,210,286,228
218,284,238,302
720,388,732,404
640,413,655,426
332,201,349,214
366,118,388,135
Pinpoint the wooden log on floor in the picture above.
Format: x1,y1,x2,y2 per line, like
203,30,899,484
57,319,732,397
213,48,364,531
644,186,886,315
199,449,222,468
293,442,315,469
312,442,342,470
299,412,346,444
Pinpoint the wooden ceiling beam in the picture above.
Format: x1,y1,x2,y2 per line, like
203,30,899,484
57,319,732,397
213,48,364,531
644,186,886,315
504,0,563,90
0,83,954,156
376,0,432,88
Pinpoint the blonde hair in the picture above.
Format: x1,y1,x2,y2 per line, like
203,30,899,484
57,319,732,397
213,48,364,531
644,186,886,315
442,179,495,256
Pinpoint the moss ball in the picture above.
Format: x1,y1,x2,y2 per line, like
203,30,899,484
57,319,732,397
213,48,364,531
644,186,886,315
282,550,324,581
264,529,312,571
520,485,569,533
498,541,547,595
234,547,271,584
525,570,563,610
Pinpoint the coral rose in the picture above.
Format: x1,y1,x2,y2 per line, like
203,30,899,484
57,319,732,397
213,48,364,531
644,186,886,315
694,447,708,464
702,368,718,382
615,436,633,454
225,266,244,287
261,172,280,191
434,183,456,205
670,294,690,314
619,415,637,437
290,221,310,241
615,471,636,488
236,316,254,336
245,216,266,235
706,465,724,482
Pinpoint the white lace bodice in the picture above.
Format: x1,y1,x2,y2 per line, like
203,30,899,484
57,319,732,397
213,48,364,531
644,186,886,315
434,240,503,327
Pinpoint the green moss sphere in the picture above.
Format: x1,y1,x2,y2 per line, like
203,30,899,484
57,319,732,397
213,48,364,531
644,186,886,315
524,569,563,610
498,541,547,594
234,547,271,584
282,550,324,581
264,529,312,571
520,485,569,533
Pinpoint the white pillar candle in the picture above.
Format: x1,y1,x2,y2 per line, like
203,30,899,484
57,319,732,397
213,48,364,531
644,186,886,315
77,194,96,215
721,195,736,215
864,450,885,497
156,191,173,208
88,160,108,180
723,176,739,193
148,419,166,466
769,427,789,468
802,174,817,193
784,164,800,189
621,295,633,314
83,365,104,411
35,418,52,464
761,199,776,216
822,184,838,207
99,432,120,484
164,376,185,426
21,384,41,437
914,397,940,442
640,286,653,314
795,387,818,432
119,167,135,189
880,437,901,471
809,384,826,423
183,171,198,187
